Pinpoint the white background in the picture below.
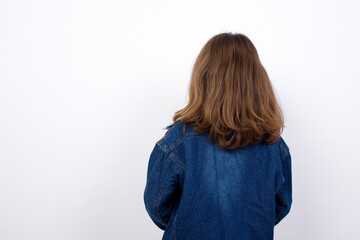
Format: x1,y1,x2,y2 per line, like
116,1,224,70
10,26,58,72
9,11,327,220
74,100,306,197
1,0,359,239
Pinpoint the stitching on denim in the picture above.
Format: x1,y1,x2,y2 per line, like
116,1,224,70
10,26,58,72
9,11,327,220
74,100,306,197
280,149,289,162
278,141,288,154
156,142,186,170
278,144,289,162
159,126,207,153
165,133,208,168
157,126,207,169
277,140,289,161
168,137,184,153
157,122,180,146
166,131,208,153
157,141,168,153
157,135,168,146
168,153,185,170
155,162,178,228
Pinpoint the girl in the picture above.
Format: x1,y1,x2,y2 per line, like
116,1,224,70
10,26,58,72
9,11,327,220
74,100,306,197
144,32,292,240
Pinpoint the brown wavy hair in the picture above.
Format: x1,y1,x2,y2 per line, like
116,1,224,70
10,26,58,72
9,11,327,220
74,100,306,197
166,32,284,150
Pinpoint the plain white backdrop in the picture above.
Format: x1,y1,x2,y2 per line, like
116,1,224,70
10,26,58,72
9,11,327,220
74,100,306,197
0,0,359,239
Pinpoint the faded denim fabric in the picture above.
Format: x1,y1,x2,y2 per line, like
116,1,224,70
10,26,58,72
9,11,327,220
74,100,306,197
144,122,292,240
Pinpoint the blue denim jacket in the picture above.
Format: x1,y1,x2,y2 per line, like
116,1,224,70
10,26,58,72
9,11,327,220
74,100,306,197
144,121,292,240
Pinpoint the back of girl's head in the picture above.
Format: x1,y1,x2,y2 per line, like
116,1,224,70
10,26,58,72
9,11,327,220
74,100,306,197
168,32,284,150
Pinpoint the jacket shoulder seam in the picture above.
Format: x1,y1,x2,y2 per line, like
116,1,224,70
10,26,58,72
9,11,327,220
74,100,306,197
277,139,289,161
157,122,179,146
156,142,185,170
157,123,207,154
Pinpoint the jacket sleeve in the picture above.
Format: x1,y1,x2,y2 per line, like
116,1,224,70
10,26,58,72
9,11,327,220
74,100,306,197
143,143,184,230
275,139,293,226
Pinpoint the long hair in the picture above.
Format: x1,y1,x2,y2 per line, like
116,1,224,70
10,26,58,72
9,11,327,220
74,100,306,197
166,32,284,150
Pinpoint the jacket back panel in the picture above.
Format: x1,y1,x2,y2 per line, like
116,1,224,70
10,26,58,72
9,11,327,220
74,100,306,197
146,122,290,240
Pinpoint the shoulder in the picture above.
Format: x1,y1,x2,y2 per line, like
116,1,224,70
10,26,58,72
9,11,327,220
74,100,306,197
276,135,290,159
156,121,203,154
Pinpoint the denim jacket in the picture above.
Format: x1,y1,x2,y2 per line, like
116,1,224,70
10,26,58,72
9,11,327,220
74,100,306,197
144,121,292,240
